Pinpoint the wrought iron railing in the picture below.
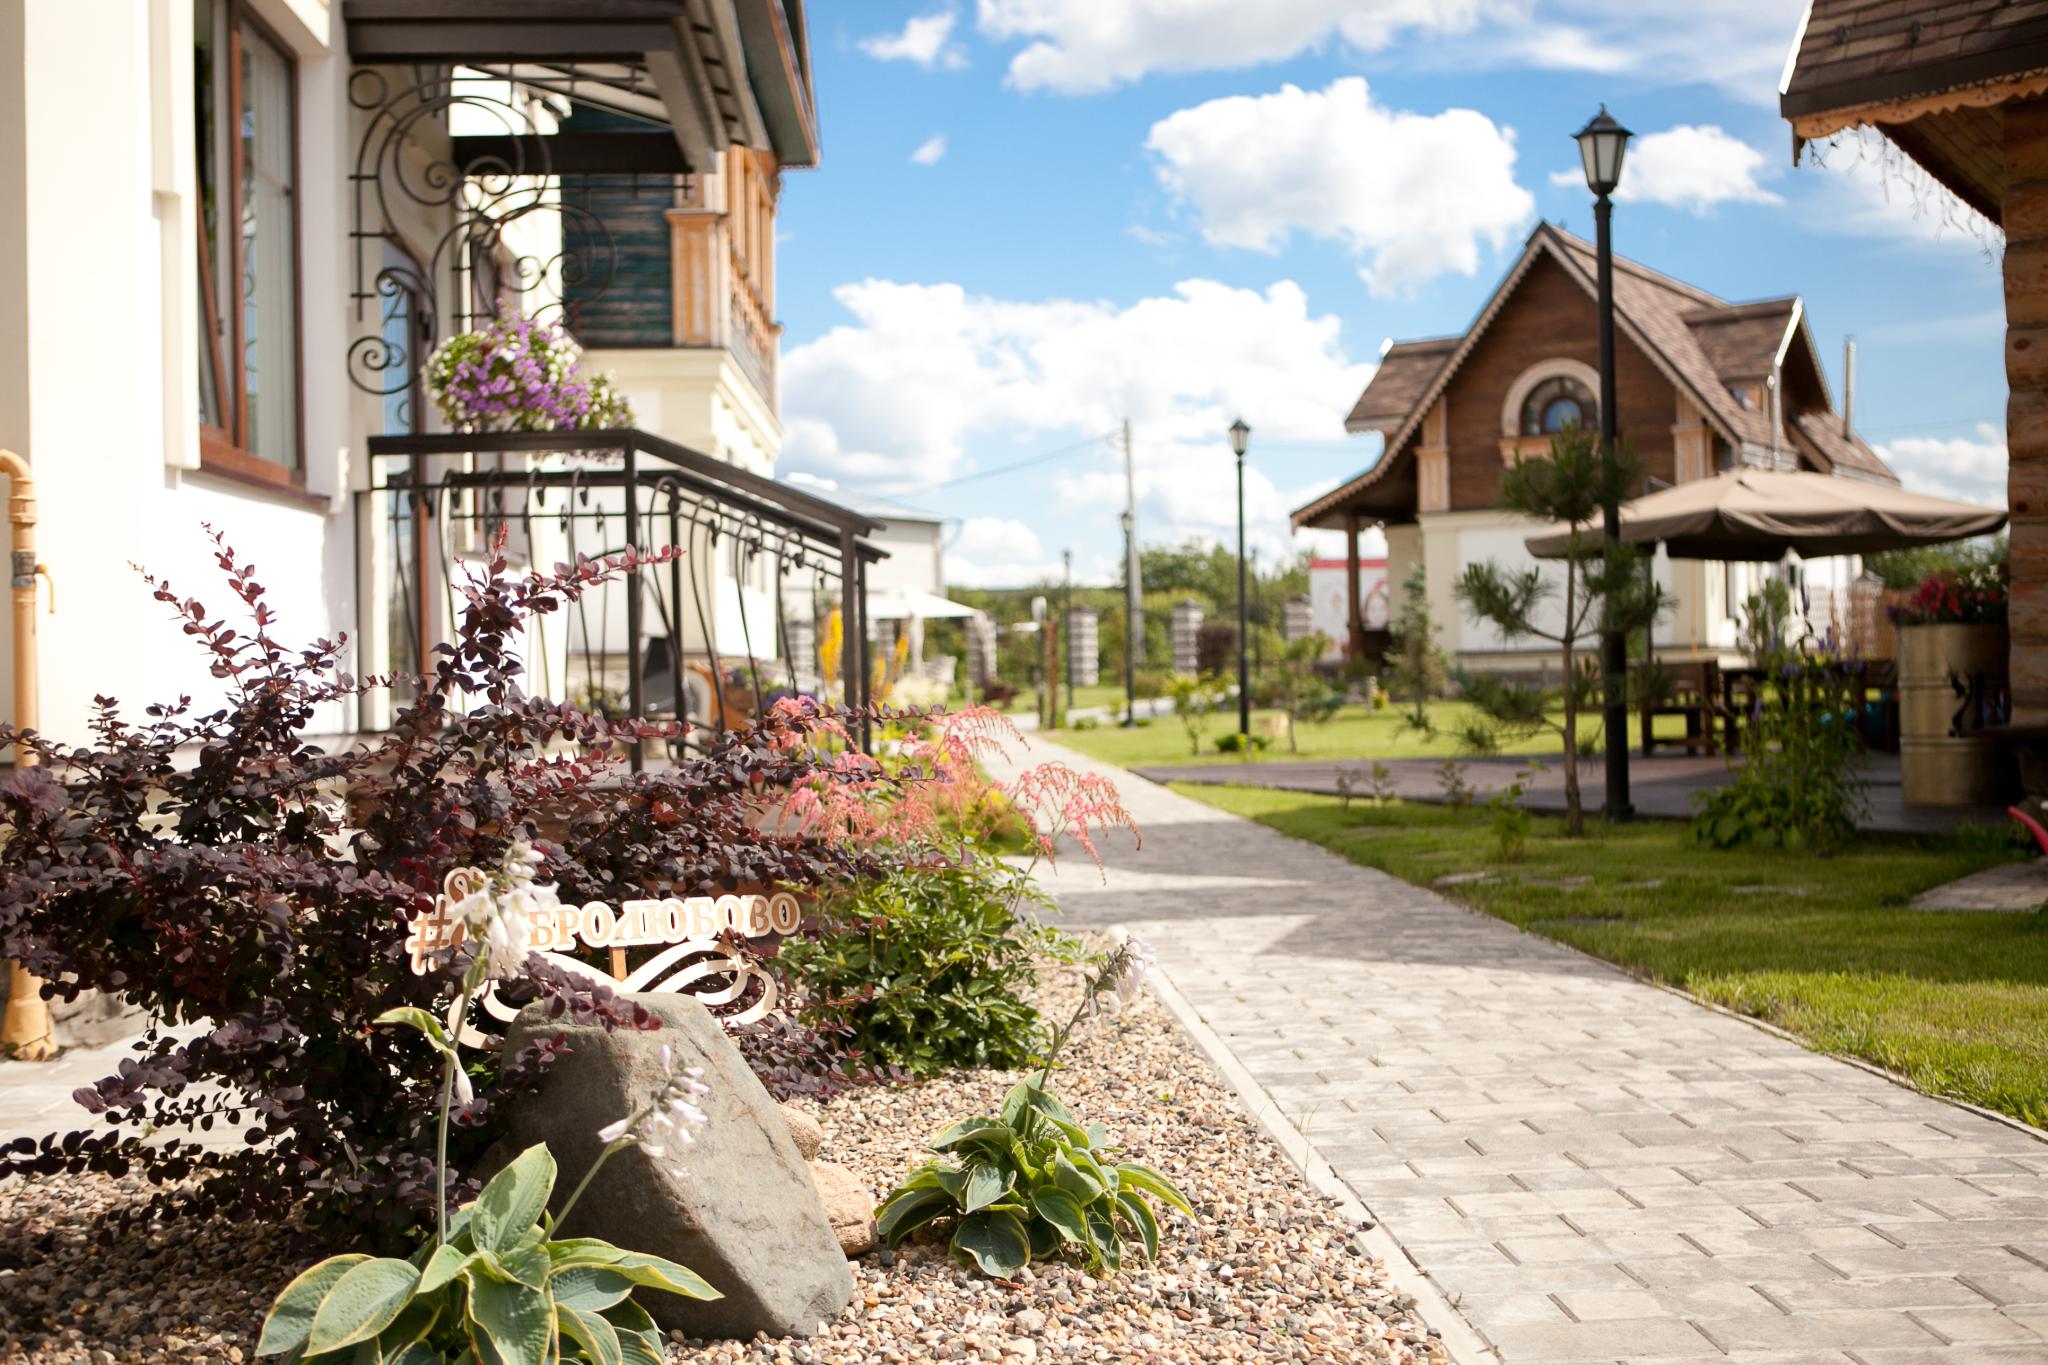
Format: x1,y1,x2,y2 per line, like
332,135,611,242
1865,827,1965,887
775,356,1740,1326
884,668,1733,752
362,428,885,760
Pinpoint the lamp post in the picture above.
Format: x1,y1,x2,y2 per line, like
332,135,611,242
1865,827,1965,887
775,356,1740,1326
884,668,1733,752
1575,104,1634,823
1229,417,1251,737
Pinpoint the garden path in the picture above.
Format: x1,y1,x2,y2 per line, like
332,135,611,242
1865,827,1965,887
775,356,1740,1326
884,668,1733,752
995,737,2048,1364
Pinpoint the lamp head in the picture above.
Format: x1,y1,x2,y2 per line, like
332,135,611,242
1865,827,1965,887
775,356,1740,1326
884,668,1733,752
1573,105,1631,198
1228,417,1251,458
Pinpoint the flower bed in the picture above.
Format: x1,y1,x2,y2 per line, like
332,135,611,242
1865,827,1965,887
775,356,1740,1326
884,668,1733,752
0,953,1448,1364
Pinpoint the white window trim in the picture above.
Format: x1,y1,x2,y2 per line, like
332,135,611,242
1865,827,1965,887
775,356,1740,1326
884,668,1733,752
1500,358,1601,438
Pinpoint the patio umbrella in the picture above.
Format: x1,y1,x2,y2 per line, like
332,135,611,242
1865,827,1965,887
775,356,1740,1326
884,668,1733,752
862,586,980,620
1523,469,2006,562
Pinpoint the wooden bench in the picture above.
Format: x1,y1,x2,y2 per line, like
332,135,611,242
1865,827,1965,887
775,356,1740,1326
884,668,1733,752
1635,659,1723,757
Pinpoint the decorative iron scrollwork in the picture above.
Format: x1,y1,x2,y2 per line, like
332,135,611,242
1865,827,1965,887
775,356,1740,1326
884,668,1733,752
347,66,624,402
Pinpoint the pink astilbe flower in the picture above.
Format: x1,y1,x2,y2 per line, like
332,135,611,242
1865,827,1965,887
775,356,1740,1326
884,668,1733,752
999,760,1140,877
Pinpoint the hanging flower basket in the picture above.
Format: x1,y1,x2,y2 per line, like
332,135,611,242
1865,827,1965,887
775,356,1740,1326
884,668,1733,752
425,312,634,433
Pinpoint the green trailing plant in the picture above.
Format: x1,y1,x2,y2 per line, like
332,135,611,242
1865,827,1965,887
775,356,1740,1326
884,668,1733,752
874,937,1191,1278
257,846,718,1365
1213,731,1270,756
1739,578,1802,665
1454,423,1666,835
1694,650,1869,853
1385,564,1450,739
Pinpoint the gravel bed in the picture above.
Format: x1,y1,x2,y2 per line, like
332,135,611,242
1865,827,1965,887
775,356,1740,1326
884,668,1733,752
1,962,1448,1365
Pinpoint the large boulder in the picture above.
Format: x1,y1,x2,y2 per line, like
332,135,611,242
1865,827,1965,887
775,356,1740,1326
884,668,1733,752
504,995,853,1339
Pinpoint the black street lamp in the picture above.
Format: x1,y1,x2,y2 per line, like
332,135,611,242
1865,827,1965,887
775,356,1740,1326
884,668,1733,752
1574,104,1634,823
1229,417,1252,737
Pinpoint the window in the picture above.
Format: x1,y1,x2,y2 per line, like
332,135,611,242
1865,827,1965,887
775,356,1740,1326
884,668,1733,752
195,0,302,484
1519,376,1597,436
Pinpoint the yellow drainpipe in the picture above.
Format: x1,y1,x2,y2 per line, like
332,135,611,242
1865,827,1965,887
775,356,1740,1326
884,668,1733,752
0,449,54,1061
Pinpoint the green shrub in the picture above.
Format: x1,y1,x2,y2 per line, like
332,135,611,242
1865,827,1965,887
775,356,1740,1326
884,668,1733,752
779,855,1066,1075
1694,652,1867,853
1212,731,1270,755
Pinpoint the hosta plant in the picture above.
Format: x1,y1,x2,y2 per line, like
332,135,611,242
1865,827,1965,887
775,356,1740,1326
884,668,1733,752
875,1079,1190,1278
259,847,720,1364
874,934,1190,1278
258,1143,714,1365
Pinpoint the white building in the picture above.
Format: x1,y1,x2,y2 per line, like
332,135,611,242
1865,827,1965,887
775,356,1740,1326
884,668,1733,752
0,0,875,749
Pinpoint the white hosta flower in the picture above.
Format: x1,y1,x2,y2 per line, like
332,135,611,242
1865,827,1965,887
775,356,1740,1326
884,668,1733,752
1107,931,1156,1010
612,1046,713,1161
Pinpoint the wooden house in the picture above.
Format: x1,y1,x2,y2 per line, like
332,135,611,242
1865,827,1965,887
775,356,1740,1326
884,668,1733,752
1781,0,2046,720
1292,223,1897,673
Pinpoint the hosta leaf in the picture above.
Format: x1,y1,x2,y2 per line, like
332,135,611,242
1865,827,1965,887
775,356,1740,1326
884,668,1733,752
372,1008,455,1056
546,1239,630,1268
257,1254,368,1357
605,1299,667,1365
962,1163,1010,1213
465,1272,552,1365
950,1210,1031,1279
999,1083,1032,1130
1028,1186,1089,1247
1117,1191,1160,1264
489,1242,552,1292
472,1145,556,1254
611,1252,720,1301
1086,1204,1121,1275
375,1297,443,1354
304,1257,422,1355
548,1264,637,1312
930,1167,970,1202
384,1346,443,1365
1025,1216,1063,1261
418,1244,472,1295
1051,1153,1102,1203
556,1304,623,1365
929,1117,1008,1151
1114,1161,1192,1215
878,1186,953,1246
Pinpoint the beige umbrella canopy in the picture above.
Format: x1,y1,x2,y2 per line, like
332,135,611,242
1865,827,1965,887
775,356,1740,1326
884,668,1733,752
1524,469,2006,562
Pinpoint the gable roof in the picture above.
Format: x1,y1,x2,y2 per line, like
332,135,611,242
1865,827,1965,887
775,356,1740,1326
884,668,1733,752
1293,222,1895,530
1345,337,1459,435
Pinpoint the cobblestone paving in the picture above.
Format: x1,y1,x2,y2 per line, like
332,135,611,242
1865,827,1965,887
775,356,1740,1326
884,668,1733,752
998,739,2048,1364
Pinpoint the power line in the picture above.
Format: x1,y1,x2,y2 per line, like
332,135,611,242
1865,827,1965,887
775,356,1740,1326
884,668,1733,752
895,431,1121,497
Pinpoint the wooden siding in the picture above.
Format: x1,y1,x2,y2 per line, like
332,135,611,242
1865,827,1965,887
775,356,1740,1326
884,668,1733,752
561,173,678,348
1439,253,1678,512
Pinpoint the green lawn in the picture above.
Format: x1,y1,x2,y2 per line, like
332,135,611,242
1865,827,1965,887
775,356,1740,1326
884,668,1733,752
1050,701,1688,768
991,683,1132,717
1174,783,2048,1127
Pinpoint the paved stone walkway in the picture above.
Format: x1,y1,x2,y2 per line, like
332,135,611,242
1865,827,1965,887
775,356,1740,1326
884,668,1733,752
1000,738,2048,1364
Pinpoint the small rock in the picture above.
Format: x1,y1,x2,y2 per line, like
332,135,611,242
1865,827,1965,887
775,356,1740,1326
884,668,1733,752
1014,1307,1047,1335
809,1160,879,1257
780,1102,826,1161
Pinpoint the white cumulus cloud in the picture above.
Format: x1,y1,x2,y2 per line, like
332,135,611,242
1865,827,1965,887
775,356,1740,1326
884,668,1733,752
1875,422,2007,508
1548,125,1779,213
911,134,949,166
780,276,1373,560
948,517,1064,587
975,0,1796,101
1146,78,1534,296
860,10,966,68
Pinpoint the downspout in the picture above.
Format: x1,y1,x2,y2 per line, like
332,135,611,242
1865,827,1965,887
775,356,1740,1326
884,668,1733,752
0,448,53,1061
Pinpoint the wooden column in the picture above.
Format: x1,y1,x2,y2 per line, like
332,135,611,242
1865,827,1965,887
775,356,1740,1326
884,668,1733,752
2008,98,2048,721
1344,513,1364,661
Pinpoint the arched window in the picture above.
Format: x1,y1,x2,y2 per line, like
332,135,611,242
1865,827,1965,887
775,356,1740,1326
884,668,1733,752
1520,376,1598,436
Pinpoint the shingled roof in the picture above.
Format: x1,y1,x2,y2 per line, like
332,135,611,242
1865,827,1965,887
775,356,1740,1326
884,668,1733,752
1780,0,2048,221
1293,223,1895,530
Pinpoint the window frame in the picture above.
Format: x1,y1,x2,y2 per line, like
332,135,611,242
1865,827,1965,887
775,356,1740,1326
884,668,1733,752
195,0,307,494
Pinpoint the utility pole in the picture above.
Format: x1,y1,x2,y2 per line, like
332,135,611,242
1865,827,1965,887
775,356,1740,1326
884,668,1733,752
1122,418,1140,727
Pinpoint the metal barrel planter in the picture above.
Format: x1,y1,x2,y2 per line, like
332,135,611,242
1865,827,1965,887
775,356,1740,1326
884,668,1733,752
1898,621,2017,806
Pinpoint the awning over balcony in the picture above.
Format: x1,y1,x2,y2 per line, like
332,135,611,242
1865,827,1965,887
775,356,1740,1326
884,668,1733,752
342,0,819,173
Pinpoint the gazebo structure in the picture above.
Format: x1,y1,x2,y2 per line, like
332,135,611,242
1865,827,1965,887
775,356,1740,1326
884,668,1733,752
1781,2,2044,716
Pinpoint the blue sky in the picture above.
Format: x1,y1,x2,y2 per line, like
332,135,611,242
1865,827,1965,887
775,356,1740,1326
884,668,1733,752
771,2,2008,588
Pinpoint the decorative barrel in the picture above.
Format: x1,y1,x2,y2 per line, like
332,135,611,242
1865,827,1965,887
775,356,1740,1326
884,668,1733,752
1898,622,2016,806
